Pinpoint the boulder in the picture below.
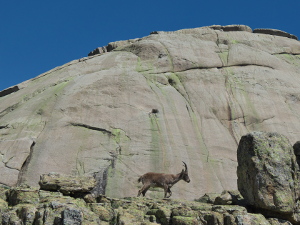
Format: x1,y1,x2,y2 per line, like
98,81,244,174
88,39,139,56
87,46,108,56
237,131,300,223
6,187,39,206
268,218,293,225
39,173,96,195
62,207,83,225
15,204,37,225
208,24,252,32
197,190,245,206
195,193,220,204
214,191,233,205
89,203,114,222
235,213,273,225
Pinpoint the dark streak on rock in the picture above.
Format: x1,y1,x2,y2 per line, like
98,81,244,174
0,86,20,97
70,122,114,136
0,103,20,119
0,124,9,129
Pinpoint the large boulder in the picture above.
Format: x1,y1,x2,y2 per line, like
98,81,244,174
237,131,300,223
39,173,96,195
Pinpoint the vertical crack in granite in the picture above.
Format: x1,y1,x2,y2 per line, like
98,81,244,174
215,31,224,67
158,40,175,72
185,105,210,163
168,73,193,110
92,167,109,196
224,69,240,145
167,72,211,163
92,149,119,196
17,140,36,185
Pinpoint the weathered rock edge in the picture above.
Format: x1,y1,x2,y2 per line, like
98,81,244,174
254,28,298,40
0,185,293,225
88,24,298,56
39,172,96,195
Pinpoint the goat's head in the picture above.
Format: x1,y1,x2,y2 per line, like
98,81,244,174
180,161,190,183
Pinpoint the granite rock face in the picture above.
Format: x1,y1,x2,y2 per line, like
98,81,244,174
237,131,300,224
0,25,300,200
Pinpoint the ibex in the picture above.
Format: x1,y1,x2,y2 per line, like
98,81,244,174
137,162,190,198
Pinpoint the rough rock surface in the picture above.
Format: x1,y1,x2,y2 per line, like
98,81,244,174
39,173,96,195
0,184,294,225
253,28,298,40
237,131,300,223
0,25,300,200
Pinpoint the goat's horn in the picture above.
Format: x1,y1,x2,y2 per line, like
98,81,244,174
182,161,188,172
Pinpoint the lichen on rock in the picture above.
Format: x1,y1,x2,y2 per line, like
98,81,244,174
237,131,300,223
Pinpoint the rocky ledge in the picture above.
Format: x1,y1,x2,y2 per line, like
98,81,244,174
0,185,293,225
1,131,300,224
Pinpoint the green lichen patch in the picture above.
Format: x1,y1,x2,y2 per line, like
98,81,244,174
14,204,37,225
231,40,239,44
276,53,300,66
0,185,9,201
218,51,229,66
6,187,39,206
111,128,130,144
89,203,114,222
172,216,198,225
0,199,8,210
154,206,172,225
172,206,197,217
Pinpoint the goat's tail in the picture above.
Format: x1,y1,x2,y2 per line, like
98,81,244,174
138,176,143,183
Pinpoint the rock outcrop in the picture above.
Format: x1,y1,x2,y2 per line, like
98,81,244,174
39,173,96,195
0,183,294,225
237,131,300,224
0,25,300,200
0,86,20,98
88,39,139,56
253,28,298,40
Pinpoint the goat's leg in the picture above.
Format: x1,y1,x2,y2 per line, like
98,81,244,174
138,184,150,197
167,187,172,198
142,187,150,196
163,185,170,198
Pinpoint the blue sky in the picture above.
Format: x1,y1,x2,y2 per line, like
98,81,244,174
1,0,299,91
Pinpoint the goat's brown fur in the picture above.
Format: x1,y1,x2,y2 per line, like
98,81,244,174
137,162,190,198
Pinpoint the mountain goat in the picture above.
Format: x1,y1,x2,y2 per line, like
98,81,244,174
137,162,190,198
